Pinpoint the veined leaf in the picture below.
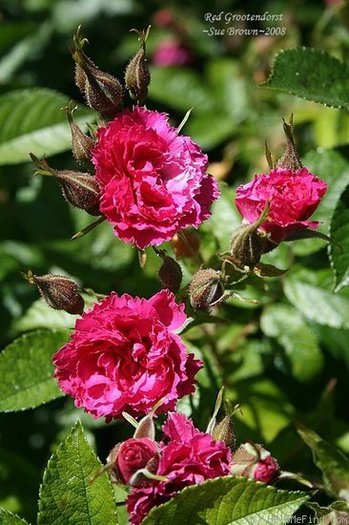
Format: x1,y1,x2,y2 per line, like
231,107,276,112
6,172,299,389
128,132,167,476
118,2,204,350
143,476,309,525
37,421,118,525
284,279,349,329
0,509,29,525
0,329,69,412
0,89,95,165
263,48,349,111
329,185,349,292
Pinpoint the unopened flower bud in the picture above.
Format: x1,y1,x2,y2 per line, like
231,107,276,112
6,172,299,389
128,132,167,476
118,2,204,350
189,268,224,309
230,204,270,268
158,253,182,293
230,442,279,483
54,170,100,215
30,154,100,216
64,103,94,163
107,438,159,486
125,27,151,104
212,415,235,447
72,26,123,117
276,115,302,171
24,271,84,315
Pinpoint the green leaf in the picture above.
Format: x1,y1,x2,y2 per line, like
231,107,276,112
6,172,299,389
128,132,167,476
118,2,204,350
149,66,213,113
292,150,349,256
142,477,309,525
0,89,95,165
205,59,248,123
297,424,349,502
186,112,235,150
330,185,349,292
0,329,69,412
284,279,349,329
13,299,79,334
261,304,323,381
263,48,349,110
37,421,118,525
0,510,28,525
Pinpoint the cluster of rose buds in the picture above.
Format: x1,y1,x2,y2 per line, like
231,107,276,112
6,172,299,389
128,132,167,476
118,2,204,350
103,397,279,525
188,117,329,310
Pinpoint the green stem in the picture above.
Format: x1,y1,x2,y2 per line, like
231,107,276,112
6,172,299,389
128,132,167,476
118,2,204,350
71,216,105,240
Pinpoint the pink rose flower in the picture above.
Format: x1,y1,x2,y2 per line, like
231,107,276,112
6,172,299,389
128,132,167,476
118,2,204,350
114,438,159,485
254,455,279,483
235,167,327,243
152,40,194,67
127,412,232,525
92,106,219,249
52,290,201,419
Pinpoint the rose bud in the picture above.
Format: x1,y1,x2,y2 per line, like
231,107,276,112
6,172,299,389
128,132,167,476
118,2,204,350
230,442,279,483
230,204,271,269
64,103,95,163
24,270,84,315
212,414,236,448
54,170,100,215
107,438,159,487
189,268,224,309
158,253,182,293
125,27,151,104
31,154,100,216
276,115,302,171
72,26,123,117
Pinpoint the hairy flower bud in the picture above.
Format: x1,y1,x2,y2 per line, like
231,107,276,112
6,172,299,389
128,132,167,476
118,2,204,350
30,154,100,216
24,271,84,315
54,170,101,215
72,26,123,117
64,103,94,163
230,204,270,268
212,415,235,447
158,253,182,293
125,27,151,104
276,115,302,171
189,268,224,309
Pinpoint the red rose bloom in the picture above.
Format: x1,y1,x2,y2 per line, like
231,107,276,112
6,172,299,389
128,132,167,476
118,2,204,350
52,290,201,420
92,106,219,249
127,412,232,525
235,167,327,243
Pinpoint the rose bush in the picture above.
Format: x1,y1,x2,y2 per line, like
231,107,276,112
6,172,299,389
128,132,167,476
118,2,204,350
53,290,201,419
92,106,219,249
235,167,327,243
127,412,232,525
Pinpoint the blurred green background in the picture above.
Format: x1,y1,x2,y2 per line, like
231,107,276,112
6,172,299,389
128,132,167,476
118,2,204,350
1,0,349,521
